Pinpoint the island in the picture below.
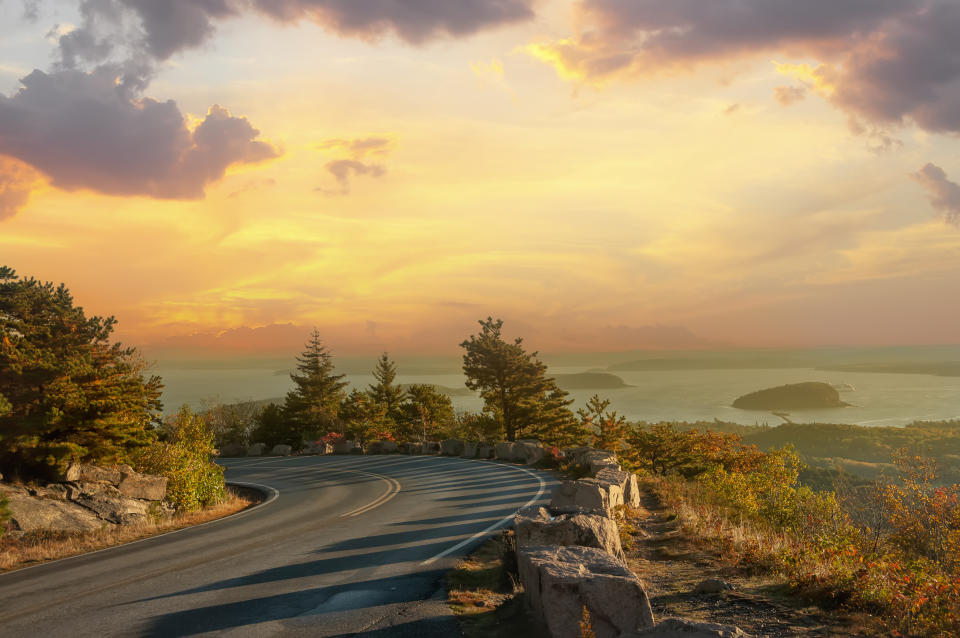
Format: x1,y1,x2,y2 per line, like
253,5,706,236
553,372,631,390
732,382,849,410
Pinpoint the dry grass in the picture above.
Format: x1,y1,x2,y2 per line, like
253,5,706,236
0,486,258,572
446,532,549,638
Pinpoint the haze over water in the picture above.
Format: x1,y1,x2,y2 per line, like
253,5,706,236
154,346,959,428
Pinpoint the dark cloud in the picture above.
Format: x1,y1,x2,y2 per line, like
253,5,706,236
537,0,960,134
0,68,277,199
321,159,386,195
251,0,536,44
911,163,960,225
0,157,36,220
773,85,806,106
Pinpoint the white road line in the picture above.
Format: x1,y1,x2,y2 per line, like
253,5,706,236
420,460,547,566
338,471,402,518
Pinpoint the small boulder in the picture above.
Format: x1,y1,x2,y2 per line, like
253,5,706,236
550,479,623,516
440,439,465,456
271,444,293,456
219,443,247,457
514,506,624,560
247,443,266,457
333,440,358,454
693,579,734,595
518,545,654,638
423,441,441,454
477,444,495,459
461,441,479,458
367,440,398,454
630,618,750,637
519,443,545,465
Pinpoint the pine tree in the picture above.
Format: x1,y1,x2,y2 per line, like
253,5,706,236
282,328,347,445
460,317,579,443
367,352,406,427
0,266,163,479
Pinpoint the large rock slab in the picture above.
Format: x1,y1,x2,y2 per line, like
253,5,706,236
4,486,107,532
440,439,464,456
629,618,750,637
519,545,654,638
116,466,167,501
550,479,623,515
514,506,624,560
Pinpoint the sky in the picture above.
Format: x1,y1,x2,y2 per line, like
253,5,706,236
1,0,959,356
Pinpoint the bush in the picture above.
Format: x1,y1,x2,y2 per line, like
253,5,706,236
132,406,224,511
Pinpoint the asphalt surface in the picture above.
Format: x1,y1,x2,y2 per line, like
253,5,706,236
0,455,556,637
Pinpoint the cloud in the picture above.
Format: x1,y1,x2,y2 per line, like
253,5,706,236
911,163,960,225
531,0,960,134
251,0,536,44
321,159,386,195
0,68,278,199
773,85,806,106
0,156,38,220
316,136,393,158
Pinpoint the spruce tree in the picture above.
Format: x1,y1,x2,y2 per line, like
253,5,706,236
282,329,347,444
0,266,163,478
460,317,579,443
367,352,406,427
577,394,628,452
401,384,455,441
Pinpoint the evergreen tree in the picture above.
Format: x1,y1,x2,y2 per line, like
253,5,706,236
340,389,389,445
0,266,163,478
282,329,347,445
460,317,578,443
367,352,406,426
400,384,456,441
577,394,628,451
250,403,294,448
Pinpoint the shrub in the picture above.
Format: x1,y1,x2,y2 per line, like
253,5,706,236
132,406,224,511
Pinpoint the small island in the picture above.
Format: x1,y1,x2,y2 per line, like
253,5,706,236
554,372,631,390
732,382,849,410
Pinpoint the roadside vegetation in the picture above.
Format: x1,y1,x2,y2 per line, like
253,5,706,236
615,424,960,637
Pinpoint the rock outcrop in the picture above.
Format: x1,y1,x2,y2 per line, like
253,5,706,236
519,545,655,638
3,463,169,534
514,506,625,560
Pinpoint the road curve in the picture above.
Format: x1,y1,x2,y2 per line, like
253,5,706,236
0,455,556,637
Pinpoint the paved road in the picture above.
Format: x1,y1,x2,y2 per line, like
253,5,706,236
0,455,556,637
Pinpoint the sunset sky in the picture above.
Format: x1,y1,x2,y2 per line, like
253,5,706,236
2,0,959,355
